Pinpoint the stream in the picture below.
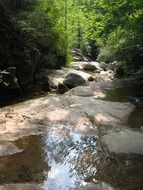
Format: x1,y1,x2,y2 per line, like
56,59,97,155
0,81,143,190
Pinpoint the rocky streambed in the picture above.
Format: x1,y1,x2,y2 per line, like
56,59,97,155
0,62,143,190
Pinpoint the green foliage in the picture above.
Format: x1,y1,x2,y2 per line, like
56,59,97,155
15,0,143,74
17,0,67,68
97,46,115,63
98,0,143,75
134,67,143,79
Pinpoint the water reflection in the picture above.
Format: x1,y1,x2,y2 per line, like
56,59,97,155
105,82,142,103
0,125,143,190
105,81,143,129
41,128,99,190
0,136,49,184
128,105,143,128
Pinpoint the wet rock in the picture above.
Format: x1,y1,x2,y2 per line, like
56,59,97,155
102,129,143,154
75,182,114,190
0,184,42,190
0,142,23,156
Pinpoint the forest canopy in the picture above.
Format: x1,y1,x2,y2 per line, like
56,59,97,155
1,0,143,76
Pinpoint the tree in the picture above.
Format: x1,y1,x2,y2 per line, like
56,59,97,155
0,0,16,12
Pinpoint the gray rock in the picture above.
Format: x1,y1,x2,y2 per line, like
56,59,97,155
102,129,143,154
75,182,114,190
66,86,94,97
1,184,42,190
63,73,87,88
83,61,102,71
0,94,134,142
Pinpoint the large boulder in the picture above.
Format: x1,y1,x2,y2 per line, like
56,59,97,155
83,61,103,72
63,73,87,88
36,68,94,93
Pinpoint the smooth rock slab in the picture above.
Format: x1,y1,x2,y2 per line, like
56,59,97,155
102,129,143,154
67,80,117,97
0,182,114,190
66,81,111,98
0,184,42,190
0,94,134,141
75,182,114,190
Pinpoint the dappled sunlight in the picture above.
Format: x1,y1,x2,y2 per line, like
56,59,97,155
95,113,117,125
0,93,134,143
93,91,106,98
0,0,142,189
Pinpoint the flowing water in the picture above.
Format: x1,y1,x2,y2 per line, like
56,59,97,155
105,80,143,129
0,124,143,190
0,81,143,190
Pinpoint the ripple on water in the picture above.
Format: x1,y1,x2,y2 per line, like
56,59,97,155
0,125,143,190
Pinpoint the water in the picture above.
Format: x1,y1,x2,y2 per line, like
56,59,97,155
0,124,143,190
0,80,143,189
105,80,143,129
0,126,104,190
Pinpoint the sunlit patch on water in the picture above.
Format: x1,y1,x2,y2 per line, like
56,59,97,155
0,124,143,189
41,127,98,190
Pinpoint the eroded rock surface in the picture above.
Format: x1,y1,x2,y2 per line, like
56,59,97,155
0,182,114,190
0,184,42,190
102,128,143,154
0,94,134,144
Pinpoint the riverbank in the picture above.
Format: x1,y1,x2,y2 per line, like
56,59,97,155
0,62,143,190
